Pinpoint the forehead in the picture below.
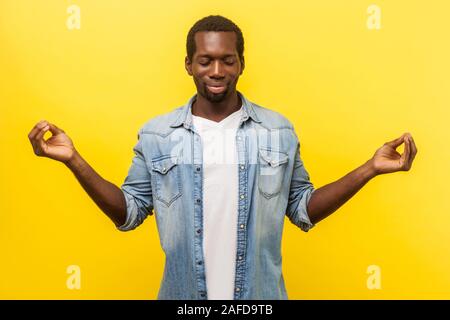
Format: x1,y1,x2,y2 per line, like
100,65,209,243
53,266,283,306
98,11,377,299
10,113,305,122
193,31,238,57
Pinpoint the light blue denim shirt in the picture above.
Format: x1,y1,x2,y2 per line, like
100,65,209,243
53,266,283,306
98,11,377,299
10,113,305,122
118,91,316,300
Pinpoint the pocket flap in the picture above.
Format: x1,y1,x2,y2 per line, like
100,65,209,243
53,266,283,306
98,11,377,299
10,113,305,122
259,149,289,167
151,156,178,174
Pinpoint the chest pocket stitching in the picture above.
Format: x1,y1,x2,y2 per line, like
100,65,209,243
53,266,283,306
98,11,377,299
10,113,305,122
259,148,289,167
150,155,182,207
152,156,178,174
258,148,289,199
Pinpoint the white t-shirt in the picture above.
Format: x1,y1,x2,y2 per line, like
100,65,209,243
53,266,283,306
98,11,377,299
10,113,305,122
192,106,243,300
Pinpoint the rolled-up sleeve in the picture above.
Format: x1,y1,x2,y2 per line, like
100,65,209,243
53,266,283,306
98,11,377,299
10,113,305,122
117,129,153,232
285,139,316,232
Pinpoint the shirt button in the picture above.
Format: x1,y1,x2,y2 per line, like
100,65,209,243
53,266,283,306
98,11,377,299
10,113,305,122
200,293,205,297
237,136,242,141
196,199,201,204
240,224,245,229
235,287,240,292
240,165,245,170
162,167,166,173
197,261,202,265
240,194,245,199
196,167,201,172
197,229,201,234
238,256,243,260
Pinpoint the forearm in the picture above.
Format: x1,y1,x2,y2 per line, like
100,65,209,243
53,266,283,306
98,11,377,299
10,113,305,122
307,159,377,224
64,150,127,227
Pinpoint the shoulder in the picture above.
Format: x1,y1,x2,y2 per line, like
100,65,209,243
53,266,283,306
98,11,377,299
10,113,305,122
250,101,295,131
137,106,184,137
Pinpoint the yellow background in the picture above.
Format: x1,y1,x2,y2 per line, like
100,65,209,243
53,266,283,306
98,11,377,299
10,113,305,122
1,0,448,299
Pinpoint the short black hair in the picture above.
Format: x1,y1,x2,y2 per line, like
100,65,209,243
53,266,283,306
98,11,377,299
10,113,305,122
186,15,244,65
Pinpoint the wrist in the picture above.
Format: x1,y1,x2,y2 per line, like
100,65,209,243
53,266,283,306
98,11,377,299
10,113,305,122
363,159,379,179
64,149,81,169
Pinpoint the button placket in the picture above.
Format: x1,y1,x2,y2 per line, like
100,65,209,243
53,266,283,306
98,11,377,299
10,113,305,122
192,129,207,300
234,127,247,299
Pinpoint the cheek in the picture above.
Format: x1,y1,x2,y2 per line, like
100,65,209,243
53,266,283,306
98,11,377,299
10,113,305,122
192,70,207,83
228,66,242,77
192,76,205,89
192,65,207,75
230,71,241,82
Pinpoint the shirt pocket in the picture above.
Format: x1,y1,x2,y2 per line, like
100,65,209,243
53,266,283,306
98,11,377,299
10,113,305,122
150,155,182,207
258,148,289,199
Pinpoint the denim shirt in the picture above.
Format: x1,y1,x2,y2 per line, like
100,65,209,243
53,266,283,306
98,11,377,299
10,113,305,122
118,91,316,300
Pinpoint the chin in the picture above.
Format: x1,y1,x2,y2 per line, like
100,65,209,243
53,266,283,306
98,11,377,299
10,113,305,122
206,93,227,103
203,86,229,103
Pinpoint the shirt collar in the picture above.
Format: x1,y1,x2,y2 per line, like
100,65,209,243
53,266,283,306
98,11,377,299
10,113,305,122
170,91,261,129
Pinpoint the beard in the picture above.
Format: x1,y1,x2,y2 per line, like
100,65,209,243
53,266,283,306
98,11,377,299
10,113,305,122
194,76,239,103
206,89,228,103
201,83,230,103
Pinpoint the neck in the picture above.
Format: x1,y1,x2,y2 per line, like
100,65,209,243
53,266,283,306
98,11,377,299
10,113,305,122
192,91,242,122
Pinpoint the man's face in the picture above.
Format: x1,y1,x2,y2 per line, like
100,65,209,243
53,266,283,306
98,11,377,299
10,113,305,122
185,31,244,103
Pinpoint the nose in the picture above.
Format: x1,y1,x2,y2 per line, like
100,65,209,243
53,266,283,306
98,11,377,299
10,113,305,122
209,60,225,79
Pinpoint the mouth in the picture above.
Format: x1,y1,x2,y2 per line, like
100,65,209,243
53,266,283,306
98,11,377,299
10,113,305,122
206,84,226,94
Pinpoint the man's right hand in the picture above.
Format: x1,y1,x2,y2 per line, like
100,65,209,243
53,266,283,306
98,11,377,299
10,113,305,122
28,120,76,163
27,119,128,228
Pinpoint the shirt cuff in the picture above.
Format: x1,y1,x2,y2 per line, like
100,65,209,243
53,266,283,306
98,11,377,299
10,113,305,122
296,188,316,232
116,190,135,232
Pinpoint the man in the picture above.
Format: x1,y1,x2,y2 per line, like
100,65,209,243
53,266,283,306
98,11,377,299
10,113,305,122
28,15,417,300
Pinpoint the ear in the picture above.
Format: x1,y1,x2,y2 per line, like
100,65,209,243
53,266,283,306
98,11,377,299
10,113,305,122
185,56,193,76
239,56,245,75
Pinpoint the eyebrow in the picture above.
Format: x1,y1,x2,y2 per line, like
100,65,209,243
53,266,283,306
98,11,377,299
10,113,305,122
196,54,237,59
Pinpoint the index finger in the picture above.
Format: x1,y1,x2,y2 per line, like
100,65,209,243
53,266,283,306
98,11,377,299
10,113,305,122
28,120,49,140
385,133,408,148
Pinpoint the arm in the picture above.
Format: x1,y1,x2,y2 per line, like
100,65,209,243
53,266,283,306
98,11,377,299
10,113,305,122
64,151,127,227
28,120,127,227
307,132,418,225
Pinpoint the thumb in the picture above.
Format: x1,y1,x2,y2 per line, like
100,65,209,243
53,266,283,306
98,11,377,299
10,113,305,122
48,123,65,135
